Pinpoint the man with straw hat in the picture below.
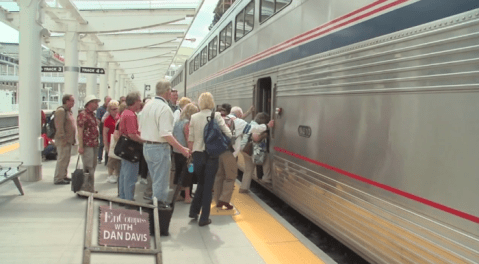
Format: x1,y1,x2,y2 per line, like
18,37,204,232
77,95,101,193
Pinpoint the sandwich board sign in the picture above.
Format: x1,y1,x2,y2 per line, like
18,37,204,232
99,206,150,248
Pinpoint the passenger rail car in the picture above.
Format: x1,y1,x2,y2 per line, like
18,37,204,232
178,0,479,262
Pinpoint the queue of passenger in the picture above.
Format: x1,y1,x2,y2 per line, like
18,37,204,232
50,79,274,227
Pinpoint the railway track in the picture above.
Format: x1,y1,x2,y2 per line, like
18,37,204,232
0,126,19,145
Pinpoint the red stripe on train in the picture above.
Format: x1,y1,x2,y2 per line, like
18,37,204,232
188,0,410,90
273,146,479,224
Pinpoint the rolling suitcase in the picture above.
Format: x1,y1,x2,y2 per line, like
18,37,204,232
71,156,84,193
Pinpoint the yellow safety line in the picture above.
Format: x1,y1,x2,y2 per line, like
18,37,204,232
230,183,326,264
0,142,19,155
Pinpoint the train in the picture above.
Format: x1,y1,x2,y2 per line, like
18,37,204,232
171,0,479,262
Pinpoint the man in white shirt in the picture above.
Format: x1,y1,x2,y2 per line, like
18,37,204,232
229,106,249,158
139,80,190,205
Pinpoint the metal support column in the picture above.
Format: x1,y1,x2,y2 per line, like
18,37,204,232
108,67,116,99
18,0,43,181
99,61,108,102
115,71,121,98
119,78,124,97
64,29,79,117
85,48,98,97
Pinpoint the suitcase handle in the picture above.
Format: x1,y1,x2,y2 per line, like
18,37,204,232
75,155,81,170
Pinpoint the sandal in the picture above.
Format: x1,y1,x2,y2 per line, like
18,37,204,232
184,198,192,204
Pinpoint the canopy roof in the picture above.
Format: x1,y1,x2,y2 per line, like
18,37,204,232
0,0,204,90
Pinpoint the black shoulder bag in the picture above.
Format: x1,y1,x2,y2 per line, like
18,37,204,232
114,135,143,163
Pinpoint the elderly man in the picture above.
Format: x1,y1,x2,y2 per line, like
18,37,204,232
168,89,179,113
97,96,111,165
213,105,250,209
77,95,101,192
53,94,76,185
139,80,190,206
118,92,144,201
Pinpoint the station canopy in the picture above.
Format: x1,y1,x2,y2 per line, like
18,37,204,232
0,0,204,89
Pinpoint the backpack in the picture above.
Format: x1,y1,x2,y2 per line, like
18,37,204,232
223,115,236,148
44,106,65,138
204,110,231,157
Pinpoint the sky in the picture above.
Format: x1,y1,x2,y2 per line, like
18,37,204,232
0,0,219,50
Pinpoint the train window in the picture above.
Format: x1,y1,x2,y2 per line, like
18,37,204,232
219,31,226,53
208,36,218,60
235,10,245,40
244,1,255,35
235,0,255,42
219,22,233,53
200,47,208,67
226,23,232,48
275,0,290,11
189,60,194,75
260,0,274,22
194,55,200,71
260,0,291,23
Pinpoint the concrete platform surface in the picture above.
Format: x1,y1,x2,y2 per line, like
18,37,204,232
0,144,333,264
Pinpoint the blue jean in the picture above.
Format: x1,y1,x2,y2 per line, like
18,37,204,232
143,143,171,203
119,159,139,200
189,151,219,223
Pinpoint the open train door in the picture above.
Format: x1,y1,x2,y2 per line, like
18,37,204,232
254,76,277,185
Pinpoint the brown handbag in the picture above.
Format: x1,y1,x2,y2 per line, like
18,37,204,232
242,134,253,156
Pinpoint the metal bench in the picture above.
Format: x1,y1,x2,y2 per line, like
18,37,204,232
0,162,25,195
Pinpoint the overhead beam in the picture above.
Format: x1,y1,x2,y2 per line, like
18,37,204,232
116,62,172,70
57,0,88,24
122,67,170,76
0,8,19,30
47,35,179,52
108,52,175,63
118,59,173,69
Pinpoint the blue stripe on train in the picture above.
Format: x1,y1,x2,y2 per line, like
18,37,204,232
197,0,479,88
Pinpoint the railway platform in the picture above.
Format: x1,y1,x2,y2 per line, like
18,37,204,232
0,142,335,264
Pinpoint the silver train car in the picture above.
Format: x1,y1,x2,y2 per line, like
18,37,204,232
171,0,479,262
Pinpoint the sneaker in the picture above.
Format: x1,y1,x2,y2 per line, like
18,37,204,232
107,175,117,183
98,159,102,164
140,178,148,185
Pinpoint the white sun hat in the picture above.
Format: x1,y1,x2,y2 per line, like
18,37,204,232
84,95,101,107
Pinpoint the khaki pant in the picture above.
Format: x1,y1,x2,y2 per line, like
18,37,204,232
53,142,72,183
240,153,272,188
261,154,272,182
214,151,238,203
240,152,255,190
80,147,98,192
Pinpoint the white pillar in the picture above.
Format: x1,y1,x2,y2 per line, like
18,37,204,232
57,83,62,105
119,78,124,97
64,30,79,117
99,61,108,102
85,48,97,97
115,72,121,98
18,0,43,181
109,67,116,99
